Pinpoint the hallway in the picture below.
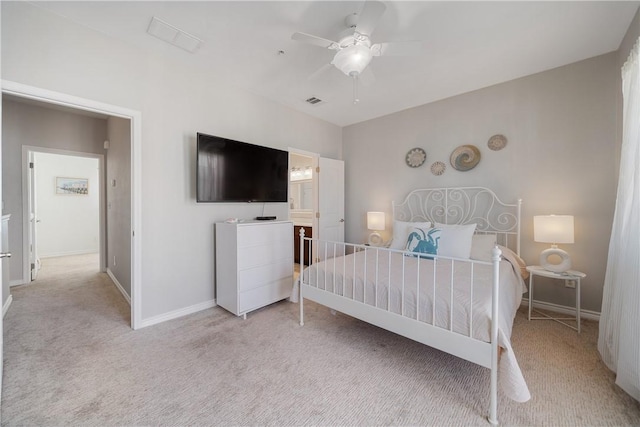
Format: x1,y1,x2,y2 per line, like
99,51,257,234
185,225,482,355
1,254,130,424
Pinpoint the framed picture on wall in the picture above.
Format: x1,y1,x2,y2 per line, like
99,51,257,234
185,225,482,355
56,177,89,195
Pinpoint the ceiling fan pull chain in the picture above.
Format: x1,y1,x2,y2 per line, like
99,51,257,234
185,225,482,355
353,74,360,104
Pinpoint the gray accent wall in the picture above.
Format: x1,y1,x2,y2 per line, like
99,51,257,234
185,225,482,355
619,7,640,68
343,52,619,314
1,99,107,284
106,116,132,297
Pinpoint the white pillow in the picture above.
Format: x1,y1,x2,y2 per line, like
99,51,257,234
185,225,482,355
389,220,431,250
470,234,497,262
433,222,477,259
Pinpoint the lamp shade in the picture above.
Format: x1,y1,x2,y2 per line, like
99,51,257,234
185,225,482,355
333,44,373,76
367,212,385,231
533,215,574,244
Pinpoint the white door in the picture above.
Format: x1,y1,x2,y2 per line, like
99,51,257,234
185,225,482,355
0,216,6,399
1,66,5,402
317,157,345,260
28,152,40,280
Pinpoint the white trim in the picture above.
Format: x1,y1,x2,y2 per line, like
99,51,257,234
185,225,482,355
9,279,24,288
2,81,136,119
287,147,319,158
521,299,600,322
106,268,131,305
3,80,143,330
22,145,105,283
288,148,320,234
40,250,100,259
138,299,217,329
2,295,12,317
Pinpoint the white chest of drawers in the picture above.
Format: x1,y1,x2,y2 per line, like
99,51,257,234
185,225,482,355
216,220,293,318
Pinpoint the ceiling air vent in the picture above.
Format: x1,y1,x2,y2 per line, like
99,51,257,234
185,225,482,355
305,97,324,105
147,17,203,53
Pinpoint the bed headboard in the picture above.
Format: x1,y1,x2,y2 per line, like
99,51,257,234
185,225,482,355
392,187,522,255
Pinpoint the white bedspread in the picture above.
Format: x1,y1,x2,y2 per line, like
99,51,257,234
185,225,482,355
293,249,531,402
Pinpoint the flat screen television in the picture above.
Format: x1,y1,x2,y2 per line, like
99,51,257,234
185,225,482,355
196,132,289,203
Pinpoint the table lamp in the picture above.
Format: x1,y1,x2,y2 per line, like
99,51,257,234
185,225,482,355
367,211,385,246
533,215,574,273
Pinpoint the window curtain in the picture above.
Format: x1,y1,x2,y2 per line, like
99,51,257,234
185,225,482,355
598,37,640,401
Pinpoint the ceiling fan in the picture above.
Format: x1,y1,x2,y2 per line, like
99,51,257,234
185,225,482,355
291,0,421,103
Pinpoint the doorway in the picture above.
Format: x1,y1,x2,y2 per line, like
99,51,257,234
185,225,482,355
24,149,103,281
289,152,316,278
288,151,345,273
2,80,142,329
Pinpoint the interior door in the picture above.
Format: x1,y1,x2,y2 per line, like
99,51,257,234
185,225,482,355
317,157,345,260
28,151,40,281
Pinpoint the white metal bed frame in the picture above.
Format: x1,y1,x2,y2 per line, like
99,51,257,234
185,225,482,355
297,187,522,425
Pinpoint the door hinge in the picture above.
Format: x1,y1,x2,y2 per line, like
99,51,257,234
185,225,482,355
316,166,320,173
31,263,35,270
29,162,34,169
316,212,320,219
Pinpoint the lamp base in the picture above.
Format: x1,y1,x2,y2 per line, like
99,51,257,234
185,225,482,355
540,247,572,273
368,232,383,246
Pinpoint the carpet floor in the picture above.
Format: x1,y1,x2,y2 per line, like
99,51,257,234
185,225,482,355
2,254,639,426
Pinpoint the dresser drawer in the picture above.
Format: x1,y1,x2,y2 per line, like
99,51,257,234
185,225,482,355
239,278,292,313
238,239,292,269
238,259,292,292
237,222,292,248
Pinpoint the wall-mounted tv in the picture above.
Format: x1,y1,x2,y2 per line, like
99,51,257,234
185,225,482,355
196,132,289,203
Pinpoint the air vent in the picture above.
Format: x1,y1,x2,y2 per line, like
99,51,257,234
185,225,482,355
147,17,203,53
305,97,324,105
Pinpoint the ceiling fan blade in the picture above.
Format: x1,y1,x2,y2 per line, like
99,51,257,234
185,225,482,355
355,0,386,37
371,41,422,57
291,32,339,50
358,67,376,86
308,63,335,81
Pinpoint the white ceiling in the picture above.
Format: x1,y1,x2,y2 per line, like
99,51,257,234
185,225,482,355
30,1,639,127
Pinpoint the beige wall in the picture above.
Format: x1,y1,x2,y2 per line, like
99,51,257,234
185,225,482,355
106,117,132,297
343,53,619,313
34,152,100,258
1,2,342,322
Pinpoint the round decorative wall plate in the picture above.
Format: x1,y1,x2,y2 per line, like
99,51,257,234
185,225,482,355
487,134,507,151
430,161,446,176
405,148,426,168
450,145,481,171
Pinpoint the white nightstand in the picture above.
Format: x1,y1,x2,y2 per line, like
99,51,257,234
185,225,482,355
526,265,586,333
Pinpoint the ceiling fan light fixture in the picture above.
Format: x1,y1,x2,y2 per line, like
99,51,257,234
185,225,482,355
332,44,373,76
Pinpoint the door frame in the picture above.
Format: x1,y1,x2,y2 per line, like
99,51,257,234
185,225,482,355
2,80,143,330
21,147,105,279
288,147,319,229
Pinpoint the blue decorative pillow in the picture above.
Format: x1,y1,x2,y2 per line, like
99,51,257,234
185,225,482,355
405,227,442,259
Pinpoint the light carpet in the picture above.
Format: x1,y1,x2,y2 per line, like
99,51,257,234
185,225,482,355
2,254,639,426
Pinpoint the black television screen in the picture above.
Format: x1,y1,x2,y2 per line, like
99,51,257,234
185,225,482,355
196,133,289,203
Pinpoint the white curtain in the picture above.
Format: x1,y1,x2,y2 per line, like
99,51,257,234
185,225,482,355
598,37,640,401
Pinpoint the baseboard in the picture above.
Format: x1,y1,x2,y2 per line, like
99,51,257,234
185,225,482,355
521,299,600,322
39,250,99,259
138,299,217,329
2,294,12,317
106,268,131,305
9,279,25,287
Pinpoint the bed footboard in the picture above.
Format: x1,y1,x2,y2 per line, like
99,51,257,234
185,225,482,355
297,229,503,424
